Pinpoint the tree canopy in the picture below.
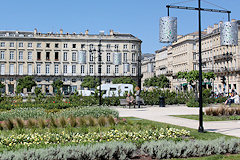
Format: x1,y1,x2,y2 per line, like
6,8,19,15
16,76,36,93
81,76,99,89
0,82,4,89
143,75,169,88
112,77,137,87
176,71,215,85
52,79,63,89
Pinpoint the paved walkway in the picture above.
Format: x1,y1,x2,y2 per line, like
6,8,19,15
114,105,240,138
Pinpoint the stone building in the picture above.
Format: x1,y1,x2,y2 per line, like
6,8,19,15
141,53,155,88
0,29,142,94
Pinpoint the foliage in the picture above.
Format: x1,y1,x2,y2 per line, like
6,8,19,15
16,76,36,93
141,138,240,159
0,128,190,150
143,75,170,88
80,76,99,89
172,114,240,121
205,106,240,116
0,142,136,160
0,107,119,121
0,82,4,89
112,77,137,87
52,79,63,98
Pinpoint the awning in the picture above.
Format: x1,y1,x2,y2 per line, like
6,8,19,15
181,83,188,86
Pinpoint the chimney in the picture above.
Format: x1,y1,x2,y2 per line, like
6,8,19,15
204,29,207,33
213,24,218,29
110,29,114,35
34,28,37,34
85,30,89,35
218,21,223,27
231,19,236,22
60,29,63,34
207,26,213,34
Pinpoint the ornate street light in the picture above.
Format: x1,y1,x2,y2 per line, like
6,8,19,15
159,0,236,133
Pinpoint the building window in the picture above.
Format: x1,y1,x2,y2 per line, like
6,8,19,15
98,65,101,74
63,43,68,48
0,64,5,75
10,42,14,47
45,64,50,74
19,51,23,60
124,53,127,62
90,53,94,61
107,53,111,62
63,65,67,74
54,64,59,74
132,53,136,62
106,79,110,83
55,52,59,60
37,52,41,60
28,64,32,75
72,52,76,61
72,44,76,48
90,44,94,49
0,51,4,60
19,43,23,47
72,65,76,74
9,64,14,75
115,44,119,49
28,52,32,60
63,52,67,61
28,43,32,48
46,43,50,48
107,44,111,49
115,65,119,74
132,45,136,49
10,51,14,60
37,43,41,48
0,42,5,47
123,44,128,49
46,52,50,60
37,64,41,74
81,44,85,49
55,43,59,48
107,65,110,74
19,64,23,75
81,65,84,74
132,66,136,74
90,65,93,74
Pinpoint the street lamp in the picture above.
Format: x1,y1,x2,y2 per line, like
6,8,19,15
224,52,233,96
159,0,236,133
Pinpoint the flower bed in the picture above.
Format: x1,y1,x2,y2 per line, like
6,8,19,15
0,107,119,121
0,128,190,149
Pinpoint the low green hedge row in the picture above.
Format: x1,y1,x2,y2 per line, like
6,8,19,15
1,138,239,159
0,107,119,121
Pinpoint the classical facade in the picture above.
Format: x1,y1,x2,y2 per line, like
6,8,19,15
156,19,240,94
0,29,142,94
141,54,155,88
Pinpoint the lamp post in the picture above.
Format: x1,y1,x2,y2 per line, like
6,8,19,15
224,52,233,96
159,0,235,133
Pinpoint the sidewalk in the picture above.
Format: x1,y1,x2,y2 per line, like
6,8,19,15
114,105,240,138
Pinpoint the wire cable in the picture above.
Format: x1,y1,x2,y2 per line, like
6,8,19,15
201,0,228,11
170,0,196,5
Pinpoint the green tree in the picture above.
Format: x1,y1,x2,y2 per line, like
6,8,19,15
112,77,137,87
0,82,4,89
81,76,99,89
143,75,169,88
203,72,215,81
52,79,63,96
16,76,36,93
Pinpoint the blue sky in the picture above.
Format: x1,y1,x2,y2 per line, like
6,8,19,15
0,0,239,53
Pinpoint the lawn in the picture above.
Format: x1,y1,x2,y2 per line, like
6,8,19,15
171,115,240,121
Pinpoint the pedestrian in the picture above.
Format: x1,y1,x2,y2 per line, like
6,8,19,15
135,86,141,108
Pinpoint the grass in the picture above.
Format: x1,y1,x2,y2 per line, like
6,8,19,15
171,115,240,121
174,154,240,160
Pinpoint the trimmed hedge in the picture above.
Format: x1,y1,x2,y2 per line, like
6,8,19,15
0,141,136,160
0,138,239,159
141,138,240,159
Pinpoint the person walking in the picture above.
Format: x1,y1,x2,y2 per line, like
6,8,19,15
135,86,141,108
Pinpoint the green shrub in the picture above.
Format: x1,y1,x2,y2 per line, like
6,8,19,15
0,141,136,160
141,138,240,159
